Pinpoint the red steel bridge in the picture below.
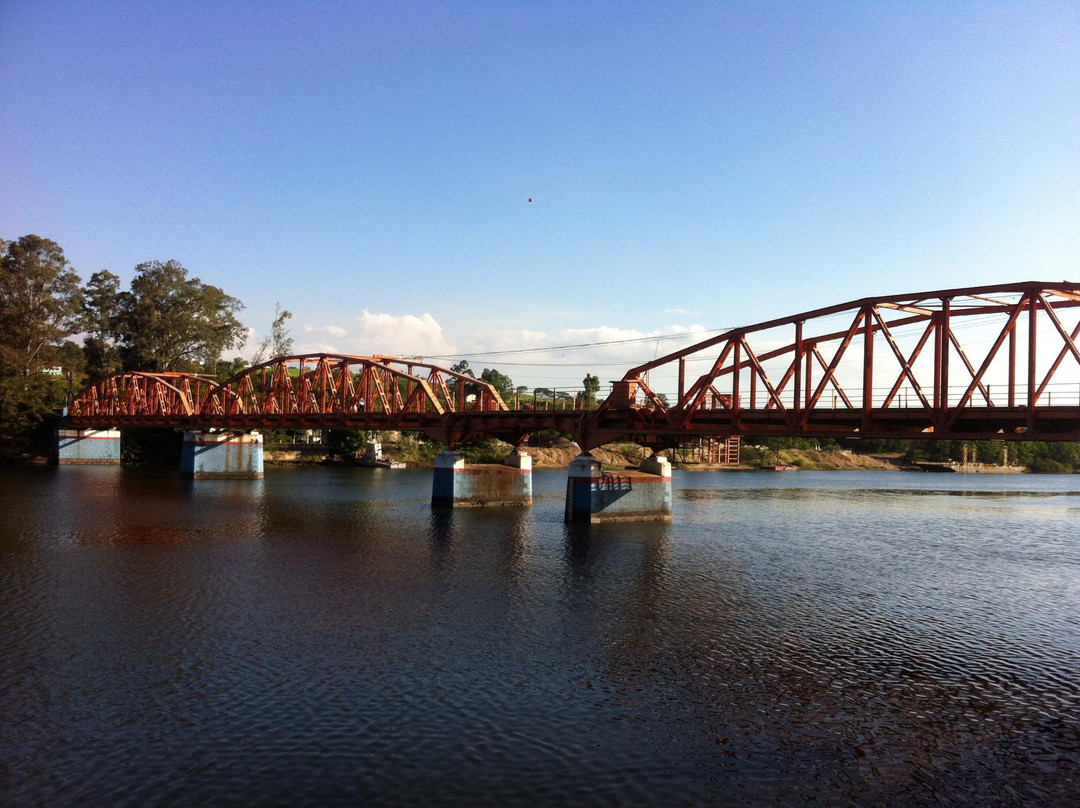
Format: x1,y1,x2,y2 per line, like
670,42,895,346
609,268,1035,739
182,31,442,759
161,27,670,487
67,281,1080,451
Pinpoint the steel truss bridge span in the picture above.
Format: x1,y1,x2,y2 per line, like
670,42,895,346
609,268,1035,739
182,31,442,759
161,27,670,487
67,282,1080,450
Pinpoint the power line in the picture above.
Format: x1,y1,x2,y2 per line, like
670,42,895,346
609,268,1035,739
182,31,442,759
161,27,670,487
424,328,729,361
448,360,646,367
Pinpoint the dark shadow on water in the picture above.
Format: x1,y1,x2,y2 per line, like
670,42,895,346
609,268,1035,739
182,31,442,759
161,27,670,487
427,508,456,575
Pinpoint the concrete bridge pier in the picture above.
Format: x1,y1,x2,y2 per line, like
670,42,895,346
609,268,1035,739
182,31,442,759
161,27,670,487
431,450,533,508
564,452,673,523
181,430,264,479
55,428,122,464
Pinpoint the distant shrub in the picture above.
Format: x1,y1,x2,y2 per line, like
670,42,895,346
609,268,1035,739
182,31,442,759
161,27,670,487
459,438,512,464
1028,458,1073,474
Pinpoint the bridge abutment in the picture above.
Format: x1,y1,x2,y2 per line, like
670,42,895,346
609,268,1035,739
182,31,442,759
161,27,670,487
564,453,672,523
55,428,122,464
431,450,533,508
181,431,264,479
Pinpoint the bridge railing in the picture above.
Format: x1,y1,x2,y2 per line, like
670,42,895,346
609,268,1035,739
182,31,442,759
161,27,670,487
605,282,1080,434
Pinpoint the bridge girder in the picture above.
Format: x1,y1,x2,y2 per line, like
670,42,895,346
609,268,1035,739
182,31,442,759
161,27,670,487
604,280,1080,444
67,283,1080,450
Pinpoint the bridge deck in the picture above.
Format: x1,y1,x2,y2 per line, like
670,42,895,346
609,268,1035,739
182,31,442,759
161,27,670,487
66,404,1080,446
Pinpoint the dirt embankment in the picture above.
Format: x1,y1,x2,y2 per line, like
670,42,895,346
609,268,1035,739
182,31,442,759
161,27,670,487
522,441,642,469
771,449,901,471
523,445,901,471
265,437,902,472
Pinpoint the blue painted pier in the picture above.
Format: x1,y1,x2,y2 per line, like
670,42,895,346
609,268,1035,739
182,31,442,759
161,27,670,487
181,431,264,479
564,453,673,523
55,428,122,464
431,450,533,508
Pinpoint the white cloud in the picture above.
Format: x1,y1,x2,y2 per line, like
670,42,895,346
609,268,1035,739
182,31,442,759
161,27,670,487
344,310,457,357
290,312,457,358
297,341,342,355
303,324,347,338
280,314,723,394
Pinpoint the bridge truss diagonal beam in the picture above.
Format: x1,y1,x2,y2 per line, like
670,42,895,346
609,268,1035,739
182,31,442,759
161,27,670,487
67,282,1080,450
604,281,1080,445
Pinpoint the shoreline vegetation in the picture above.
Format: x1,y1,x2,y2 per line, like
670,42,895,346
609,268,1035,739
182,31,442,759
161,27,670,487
1,427,1051,474
263,434,1032,474
4,421,1050,474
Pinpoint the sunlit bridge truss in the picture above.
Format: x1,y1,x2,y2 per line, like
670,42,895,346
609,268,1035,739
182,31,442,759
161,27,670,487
68,372,216,423
71,355,513,445
67,282,1080,450
588,280,1080,447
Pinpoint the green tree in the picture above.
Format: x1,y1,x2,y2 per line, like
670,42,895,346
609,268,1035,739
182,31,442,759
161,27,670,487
54,340,87,405
81,269,123,378
0,373,66,449
448,360,476,399
252,303,294,364
116,260,246,372
480,367,514,397
582,373,600,407
216,356,250,383
0,235,83,376
325,429,367,458
0,236,83,445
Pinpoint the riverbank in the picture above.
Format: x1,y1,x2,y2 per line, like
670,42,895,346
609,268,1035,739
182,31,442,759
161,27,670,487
767,449,901,471
264,441,904,472
9,437,1030,474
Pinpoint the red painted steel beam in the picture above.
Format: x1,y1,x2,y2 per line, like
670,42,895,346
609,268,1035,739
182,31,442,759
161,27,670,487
66,284,1080,451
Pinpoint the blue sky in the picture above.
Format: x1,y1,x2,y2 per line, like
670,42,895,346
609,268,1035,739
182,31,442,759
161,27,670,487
2,1,1078,392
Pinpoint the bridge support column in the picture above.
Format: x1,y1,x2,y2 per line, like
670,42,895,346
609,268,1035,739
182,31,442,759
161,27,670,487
431,450,532,508
181,431,264,479
564,453,672,524
55,428,121,464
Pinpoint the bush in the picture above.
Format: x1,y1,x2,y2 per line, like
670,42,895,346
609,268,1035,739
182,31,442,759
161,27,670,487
459,437,512,463
1028,457,1073,474
527,429,567,447
739,444,769,468
396,433,445,464
325,429,367,458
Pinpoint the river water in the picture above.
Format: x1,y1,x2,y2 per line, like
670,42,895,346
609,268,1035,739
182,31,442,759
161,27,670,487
1,464,1078,806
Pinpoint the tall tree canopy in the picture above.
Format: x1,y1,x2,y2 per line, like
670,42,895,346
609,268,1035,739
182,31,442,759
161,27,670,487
116,260,246,372
480,367,514,397
0,235,83,443
582,373,600,404
81,269,122,378
0,235,83,376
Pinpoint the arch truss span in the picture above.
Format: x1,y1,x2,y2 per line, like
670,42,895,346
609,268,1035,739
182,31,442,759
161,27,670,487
66,355,512,440
67,372,215,426
200,354,510,439
603,281,1080,443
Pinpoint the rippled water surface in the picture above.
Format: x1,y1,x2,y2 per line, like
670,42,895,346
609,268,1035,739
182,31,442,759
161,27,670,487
2,465,1079,806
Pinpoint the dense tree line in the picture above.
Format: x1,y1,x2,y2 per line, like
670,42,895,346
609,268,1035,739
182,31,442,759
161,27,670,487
751,436,1080,472
0,234,248,455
